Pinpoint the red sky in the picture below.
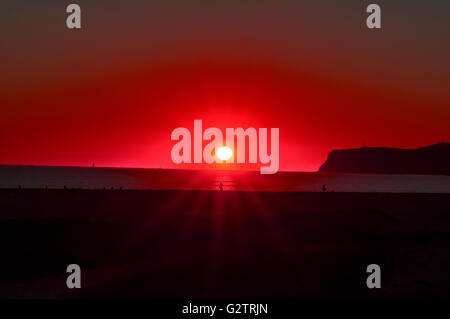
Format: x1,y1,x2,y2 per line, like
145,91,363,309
1,1,449,171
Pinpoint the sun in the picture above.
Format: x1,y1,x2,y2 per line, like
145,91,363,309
216,146,233,161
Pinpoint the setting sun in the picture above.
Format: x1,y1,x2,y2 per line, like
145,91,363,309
216,146,233,161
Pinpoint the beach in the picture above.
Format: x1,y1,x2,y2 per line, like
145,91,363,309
1,165,450,193
1,188,449,298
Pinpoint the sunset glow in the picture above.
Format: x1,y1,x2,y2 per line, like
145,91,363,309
1,1,449,172
216,146,233,161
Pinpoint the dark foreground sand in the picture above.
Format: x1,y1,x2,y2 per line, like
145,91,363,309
0,190,449,298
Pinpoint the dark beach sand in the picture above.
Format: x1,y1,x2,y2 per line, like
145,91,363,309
0,189,449,298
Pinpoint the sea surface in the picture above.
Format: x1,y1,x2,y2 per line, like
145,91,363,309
1,165,449,193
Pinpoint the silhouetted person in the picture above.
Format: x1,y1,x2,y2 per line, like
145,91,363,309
219,182,223,191
18,185,22,190
64,185,67,190
322,184,327,192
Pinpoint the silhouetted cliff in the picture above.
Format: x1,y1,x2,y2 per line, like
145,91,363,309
319,143,450,175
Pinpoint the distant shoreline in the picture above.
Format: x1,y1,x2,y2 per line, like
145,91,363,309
1,165,449,193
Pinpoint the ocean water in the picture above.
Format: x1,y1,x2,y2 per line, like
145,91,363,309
1,165,449,193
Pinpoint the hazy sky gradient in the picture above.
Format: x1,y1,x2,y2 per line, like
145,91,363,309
1,0,449,171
